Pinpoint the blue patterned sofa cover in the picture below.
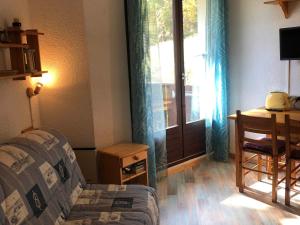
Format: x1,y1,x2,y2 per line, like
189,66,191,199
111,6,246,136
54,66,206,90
0,129,159,225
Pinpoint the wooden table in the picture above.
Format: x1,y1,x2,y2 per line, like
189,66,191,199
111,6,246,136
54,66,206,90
228,107,300,186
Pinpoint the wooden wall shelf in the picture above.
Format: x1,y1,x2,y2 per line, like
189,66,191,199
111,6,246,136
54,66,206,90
0,28,46,81
6,28,44,36
0,71,48,80
264,0,300,18
0,43,29,48
31,71,48,77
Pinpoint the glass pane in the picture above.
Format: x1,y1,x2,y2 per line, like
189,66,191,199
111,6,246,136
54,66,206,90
148,0,177,128
183,0,206,123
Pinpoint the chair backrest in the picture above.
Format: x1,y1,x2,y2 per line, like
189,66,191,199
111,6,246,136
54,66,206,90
284,115,300,156
236,110,278,155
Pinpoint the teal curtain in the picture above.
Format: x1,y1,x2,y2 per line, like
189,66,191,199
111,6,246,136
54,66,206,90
125,0,167,188
205,0,229,161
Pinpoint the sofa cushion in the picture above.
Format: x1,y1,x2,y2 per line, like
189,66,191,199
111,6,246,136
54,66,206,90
0,129,159,225
10,129,86,210
0,143,66,225
70,184,159,225
0,183,4,225
65,211,153,225
243,138,286,155
0,129,86,224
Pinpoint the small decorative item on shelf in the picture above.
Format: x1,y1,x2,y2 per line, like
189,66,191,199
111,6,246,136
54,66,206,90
0,29,10,43
122,167,133,175
24,49,37,73
12,18,22,28
132,161,145,174
122,161,146,175
0,26,47,80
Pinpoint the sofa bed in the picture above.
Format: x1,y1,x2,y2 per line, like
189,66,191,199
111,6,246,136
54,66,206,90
0,129,159,225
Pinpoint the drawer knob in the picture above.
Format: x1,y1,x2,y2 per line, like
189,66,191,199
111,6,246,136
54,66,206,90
133,155,139,160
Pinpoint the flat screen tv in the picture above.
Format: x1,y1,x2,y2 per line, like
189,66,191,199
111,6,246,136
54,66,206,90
280,26,300,60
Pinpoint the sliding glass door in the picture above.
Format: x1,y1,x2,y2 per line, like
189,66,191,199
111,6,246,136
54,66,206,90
149,0,206,166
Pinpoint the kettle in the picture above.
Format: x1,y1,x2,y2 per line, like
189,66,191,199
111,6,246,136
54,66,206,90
265,91,290,111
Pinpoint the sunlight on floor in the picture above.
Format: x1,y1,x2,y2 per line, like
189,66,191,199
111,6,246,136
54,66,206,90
249,180,272,194
160,160,300,225
280,218,300,225
221,193,270,210
249,179,300,205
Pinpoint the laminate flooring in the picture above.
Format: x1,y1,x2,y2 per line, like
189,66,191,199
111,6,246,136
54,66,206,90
157,159,300,225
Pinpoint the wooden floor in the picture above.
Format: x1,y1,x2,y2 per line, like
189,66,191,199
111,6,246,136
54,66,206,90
157,159,300,225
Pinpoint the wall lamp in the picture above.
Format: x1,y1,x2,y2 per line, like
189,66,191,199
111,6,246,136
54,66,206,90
26,82,43,98
26,82,43,129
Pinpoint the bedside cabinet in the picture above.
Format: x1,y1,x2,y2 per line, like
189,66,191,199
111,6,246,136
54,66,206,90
97,143,149,185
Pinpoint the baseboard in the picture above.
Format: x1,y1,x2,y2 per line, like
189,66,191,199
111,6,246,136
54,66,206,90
167,152,206,167
167,154,208,175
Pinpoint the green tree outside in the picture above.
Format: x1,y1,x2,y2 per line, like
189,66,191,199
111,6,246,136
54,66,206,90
148,0,198,46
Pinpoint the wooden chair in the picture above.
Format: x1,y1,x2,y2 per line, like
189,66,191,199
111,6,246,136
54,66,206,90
285,115,300,205
236,110,286,203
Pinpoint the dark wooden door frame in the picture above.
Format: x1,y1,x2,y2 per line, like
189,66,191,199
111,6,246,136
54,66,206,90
165,0,185,165
174,0,186,128
124,0,205,167
167,0,206,167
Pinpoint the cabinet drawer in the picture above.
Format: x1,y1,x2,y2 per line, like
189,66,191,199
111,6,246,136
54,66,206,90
122,151,147,168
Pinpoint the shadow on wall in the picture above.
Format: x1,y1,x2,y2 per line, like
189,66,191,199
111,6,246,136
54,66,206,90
35,78,95,148
287,1,300,18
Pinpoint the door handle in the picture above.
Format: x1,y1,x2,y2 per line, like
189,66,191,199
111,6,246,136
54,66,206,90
181,73,185,80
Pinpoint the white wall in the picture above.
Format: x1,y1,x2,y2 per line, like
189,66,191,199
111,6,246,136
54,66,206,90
0,0,132,148
27,0,96,148
0,0,41,142
228,0,300,152
83,0,132,148
27,0,132,148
